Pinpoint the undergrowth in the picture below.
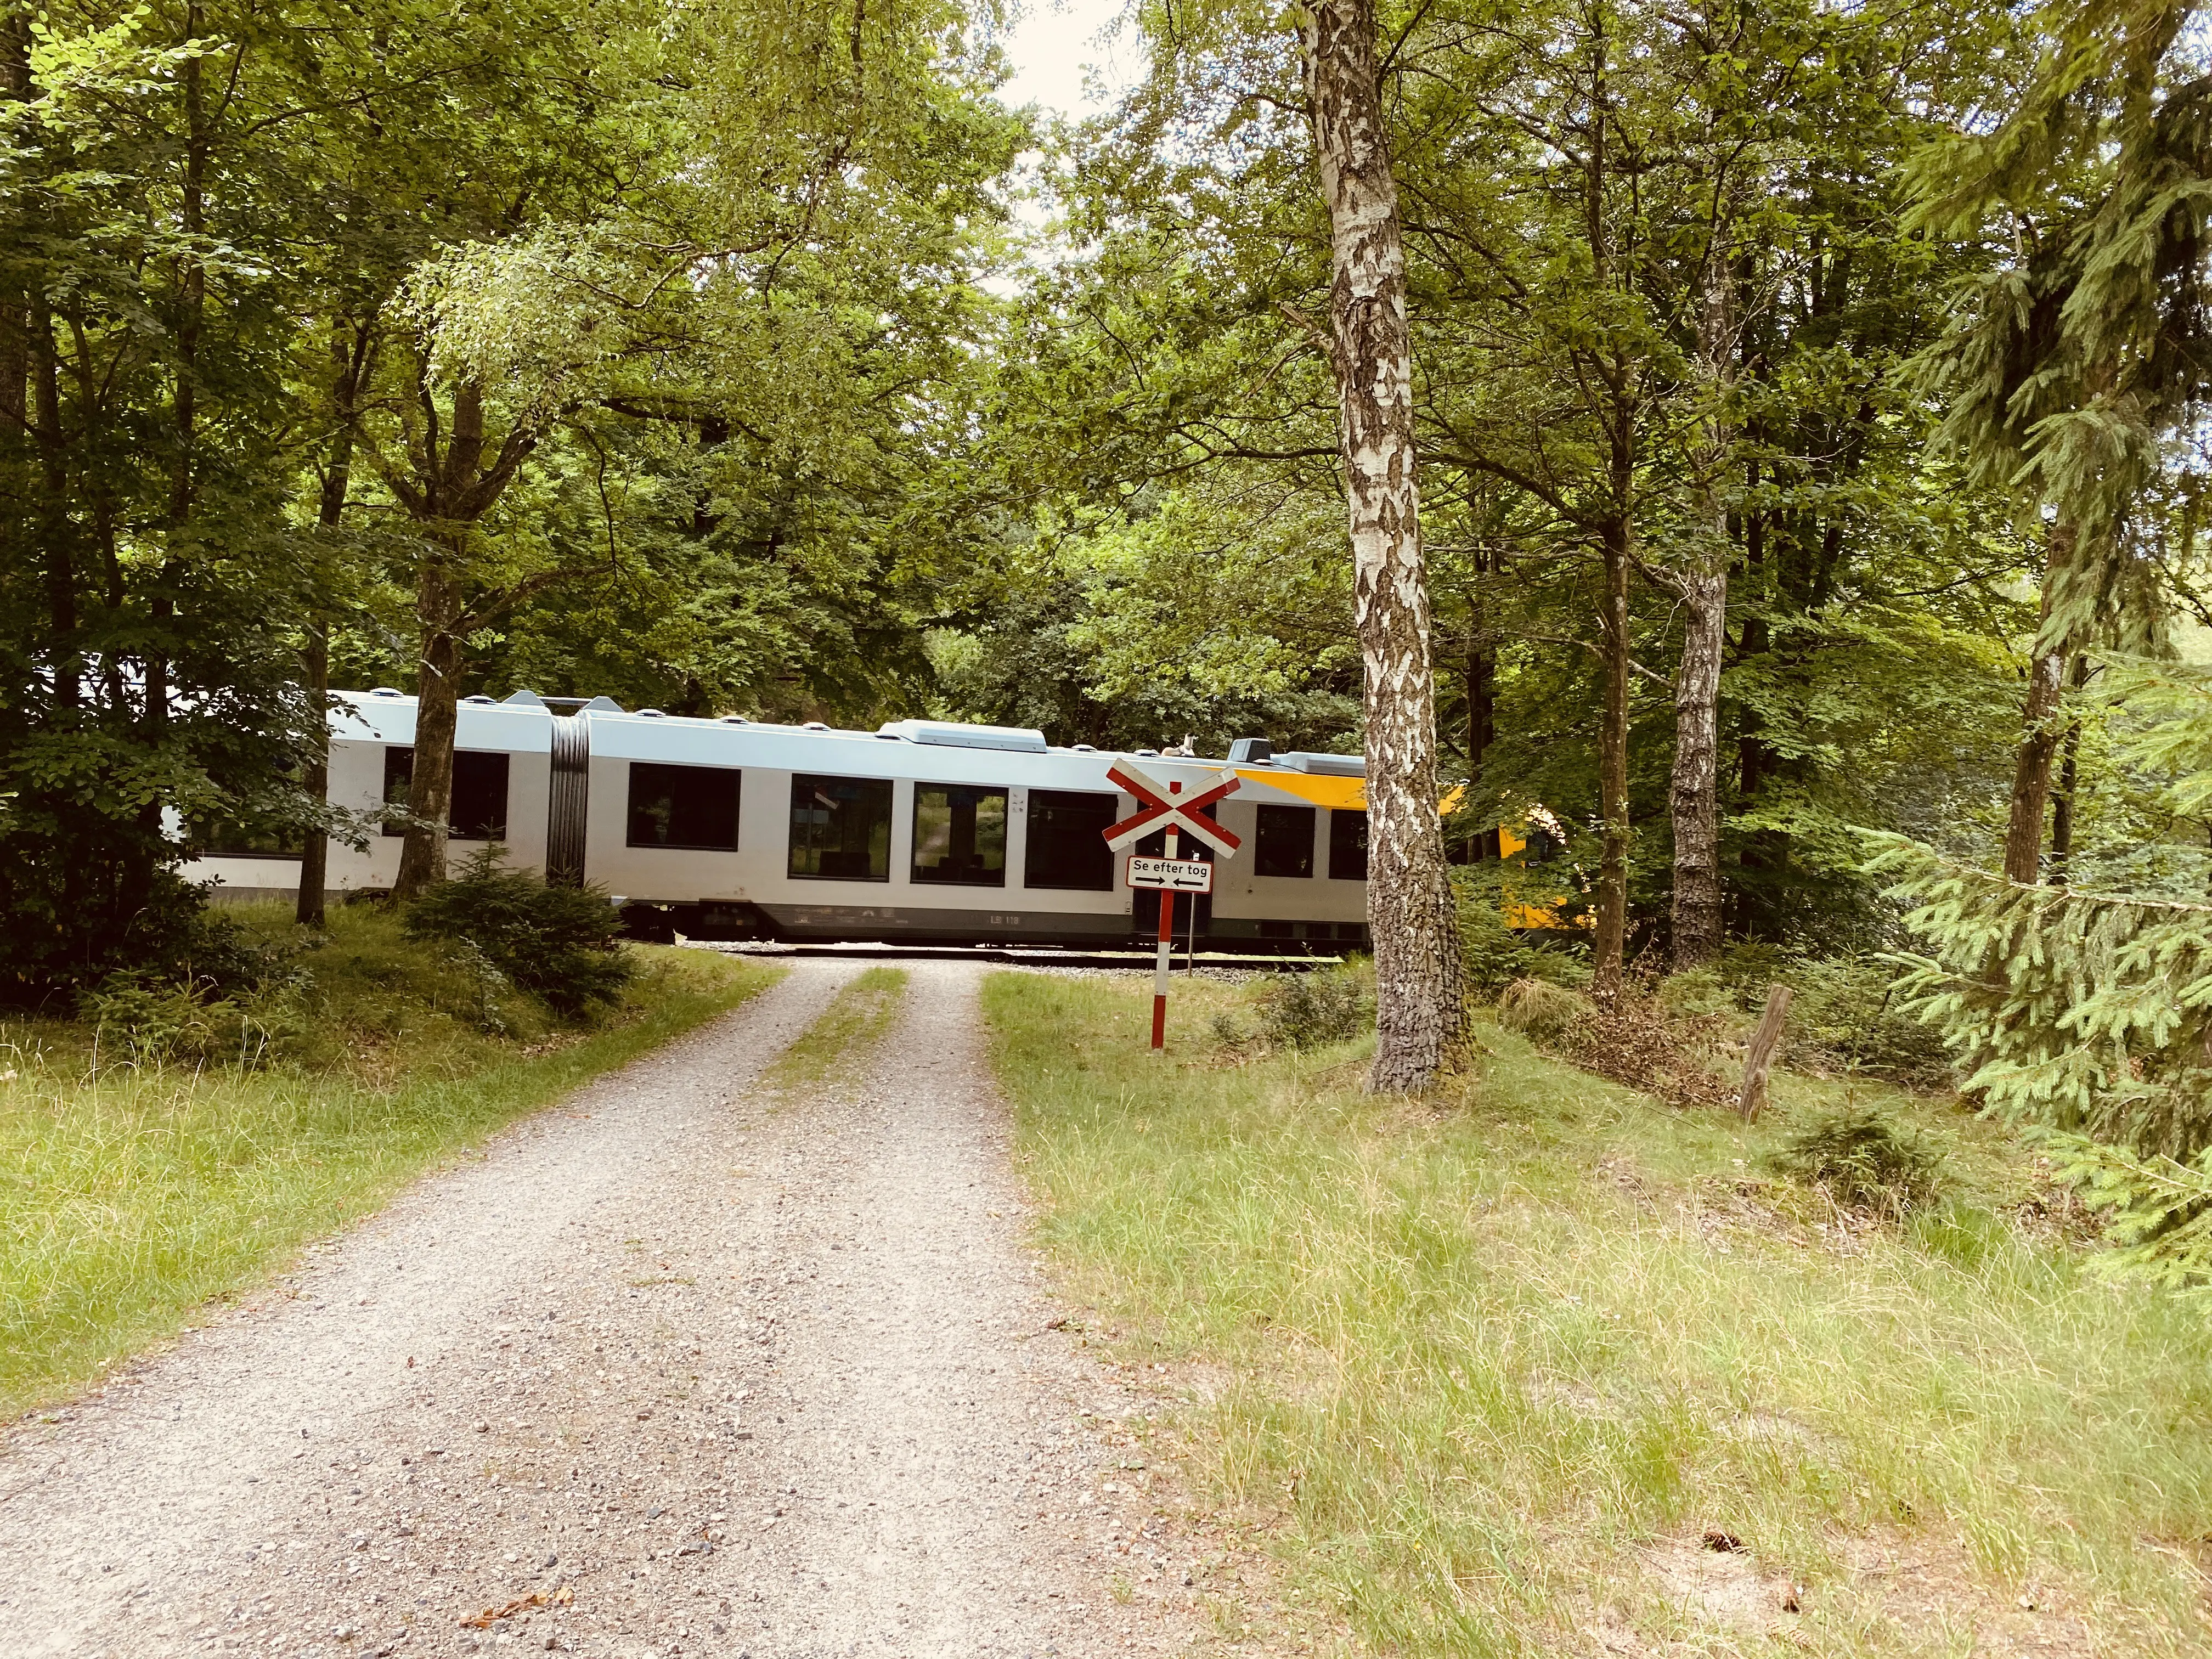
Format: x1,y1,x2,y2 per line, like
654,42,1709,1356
987,969,2212,1658
0,907,777,1418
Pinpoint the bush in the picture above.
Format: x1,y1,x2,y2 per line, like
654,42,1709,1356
1675,946,1953,1087
1255,960,1372,1049
1496,978,1597,1046
78,974,294,1069
402,849,633,1018
1770,1107,1944,1218
1451,865,1589,995
1498,975,1734,1109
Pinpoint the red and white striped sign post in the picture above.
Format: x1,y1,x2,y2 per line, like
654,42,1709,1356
1103,761,1242,1051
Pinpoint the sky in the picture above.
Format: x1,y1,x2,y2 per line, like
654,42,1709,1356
997,0,1143,121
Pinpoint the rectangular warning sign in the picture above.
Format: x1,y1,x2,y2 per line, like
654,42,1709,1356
1126,855,1213,894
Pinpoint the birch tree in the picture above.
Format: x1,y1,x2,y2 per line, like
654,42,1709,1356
1296,0,1468,1088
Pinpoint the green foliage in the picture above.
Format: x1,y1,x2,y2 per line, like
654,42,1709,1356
76,978,289,1071
1909,0,2212,654
1664,946,1954,1086
1451,865,1591,994
400,850,633,1018
1252,961,1373,1049
1872,834,2212,1160
2040,1131,2212,1295
1770,1107,1945,1218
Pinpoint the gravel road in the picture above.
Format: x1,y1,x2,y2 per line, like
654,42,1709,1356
0,960,1198,1659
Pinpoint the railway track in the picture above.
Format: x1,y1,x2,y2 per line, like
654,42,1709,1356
697,940,1343,971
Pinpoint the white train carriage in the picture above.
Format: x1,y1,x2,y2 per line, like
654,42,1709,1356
185,689,1377,950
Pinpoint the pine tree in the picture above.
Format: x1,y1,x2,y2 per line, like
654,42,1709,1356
1873,656,2212,1288
1909,0,2212,880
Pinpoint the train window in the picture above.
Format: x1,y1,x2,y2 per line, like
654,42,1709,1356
382,746,510,840
788,774,893,881
1254,804,1316,878
627,763,740,851
1328,808,1368,881
1023,789,1117,890
912,784,1007,885
194,802,304,860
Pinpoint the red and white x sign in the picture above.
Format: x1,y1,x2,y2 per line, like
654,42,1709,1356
1103,760,1243,855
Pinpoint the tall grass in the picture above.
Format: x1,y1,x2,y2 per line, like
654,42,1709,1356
985,972,2212,1657
0,909,777,1418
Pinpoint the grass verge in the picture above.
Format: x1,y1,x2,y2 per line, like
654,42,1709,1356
0,909,778,1420
755,966,909,1099
985,970,2212,1658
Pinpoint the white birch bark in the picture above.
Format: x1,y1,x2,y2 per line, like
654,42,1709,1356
1298,0,1468,1090
1670,236,1734,968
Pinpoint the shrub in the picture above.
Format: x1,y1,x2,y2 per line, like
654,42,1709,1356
1255,960,1372,1049
78,975,289,1069
1770,1107,1944,1218
402,849,633,1018
1451,865,1589,995
2040,1131,2212,1293
1496,978,1597,1046
1662,947,1955,1087
1498,976,1733,1109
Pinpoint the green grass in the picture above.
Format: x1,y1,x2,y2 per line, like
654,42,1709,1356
755,966,909,1097
0,909,779,1419
985,971,2212,1657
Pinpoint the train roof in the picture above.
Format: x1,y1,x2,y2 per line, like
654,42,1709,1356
330,689,1371,809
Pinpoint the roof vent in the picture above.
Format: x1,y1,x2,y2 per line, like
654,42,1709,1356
804,720,830,731
463,694,494,705
1071,743,1097,753
369,687,403,698
637,708,666,718
719,715,749,725
503,689,545,707
875,719,1048,754
1135,748,1159,757
1227,737,1274,764
1277,751,1365,777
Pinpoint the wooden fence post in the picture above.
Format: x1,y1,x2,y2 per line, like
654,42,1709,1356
1738,985,1793,1122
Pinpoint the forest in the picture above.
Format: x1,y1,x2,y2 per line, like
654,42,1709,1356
5,1,2212,1268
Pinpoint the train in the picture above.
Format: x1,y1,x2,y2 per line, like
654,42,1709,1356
182,689,1387,950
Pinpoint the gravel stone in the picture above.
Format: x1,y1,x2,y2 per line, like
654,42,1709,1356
0,960,1194,1656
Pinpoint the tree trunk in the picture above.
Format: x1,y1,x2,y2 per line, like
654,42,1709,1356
2047,653,2092,887
145,0,208,744
297,625,329,924
298,320,371,925
31,302,75,712
393,552,462,900
1671,238,1734,970
1,16,27,452
1671,571,1726,967
2004,520,2077,884
1594,516,1632,994
1298,0,1467,1092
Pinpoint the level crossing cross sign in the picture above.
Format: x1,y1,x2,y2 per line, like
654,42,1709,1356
1102,760,1243,1051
